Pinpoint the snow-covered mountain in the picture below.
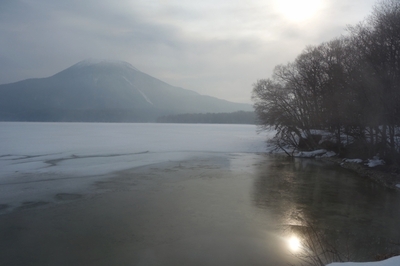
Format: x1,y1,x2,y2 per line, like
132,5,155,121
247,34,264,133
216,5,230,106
0,60,252,122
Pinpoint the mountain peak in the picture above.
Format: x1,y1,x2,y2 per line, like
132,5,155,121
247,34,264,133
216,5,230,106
73,59,139,71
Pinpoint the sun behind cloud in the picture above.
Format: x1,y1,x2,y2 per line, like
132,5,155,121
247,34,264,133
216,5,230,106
288,235,301,252
274,0,324,22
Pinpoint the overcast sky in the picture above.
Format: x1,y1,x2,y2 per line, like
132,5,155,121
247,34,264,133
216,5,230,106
1,0,378,103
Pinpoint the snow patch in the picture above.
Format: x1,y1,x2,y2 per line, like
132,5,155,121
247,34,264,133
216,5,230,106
295,149,327,158
293,149,337,158
342,158,363,164
122,76,133,86
326,255,400,266
341,157,385,168
365,156,385,168
317,151,337,158
299,129,354,146
75,59,139,71
122,76,154,106
136,88,154,106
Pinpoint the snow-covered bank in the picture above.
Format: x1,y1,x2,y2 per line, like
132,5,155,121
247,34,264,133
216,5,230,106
293,149,400,190
327,255,400,266
295,150,385,168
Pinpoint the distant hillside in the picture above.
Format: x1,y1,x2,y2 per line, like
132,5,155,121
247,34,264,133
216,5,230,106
0,59,252,122
157,111,256,124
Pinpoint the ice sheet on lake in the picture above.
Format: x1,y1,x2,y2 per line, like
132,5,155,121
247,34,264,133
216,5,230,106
0,122,273,209
0,122,272,177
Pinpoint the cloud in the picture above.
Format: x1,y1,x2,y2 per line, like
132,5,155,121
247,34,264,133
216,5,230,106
0,0,379,103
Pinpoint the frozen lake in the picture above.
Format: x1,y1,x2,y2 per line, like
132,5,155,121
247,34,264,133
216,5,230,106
0,122,271,211
0,122,270,174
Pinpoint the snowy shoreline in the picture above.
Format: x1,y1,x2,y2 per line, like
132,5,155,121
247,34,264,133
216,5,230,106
330,157,400,191
293,149,400,191
326,255,400,266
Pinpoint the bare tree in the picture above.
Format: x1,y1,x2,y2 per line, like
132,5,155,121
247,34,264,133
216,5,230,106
253,0,400,162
